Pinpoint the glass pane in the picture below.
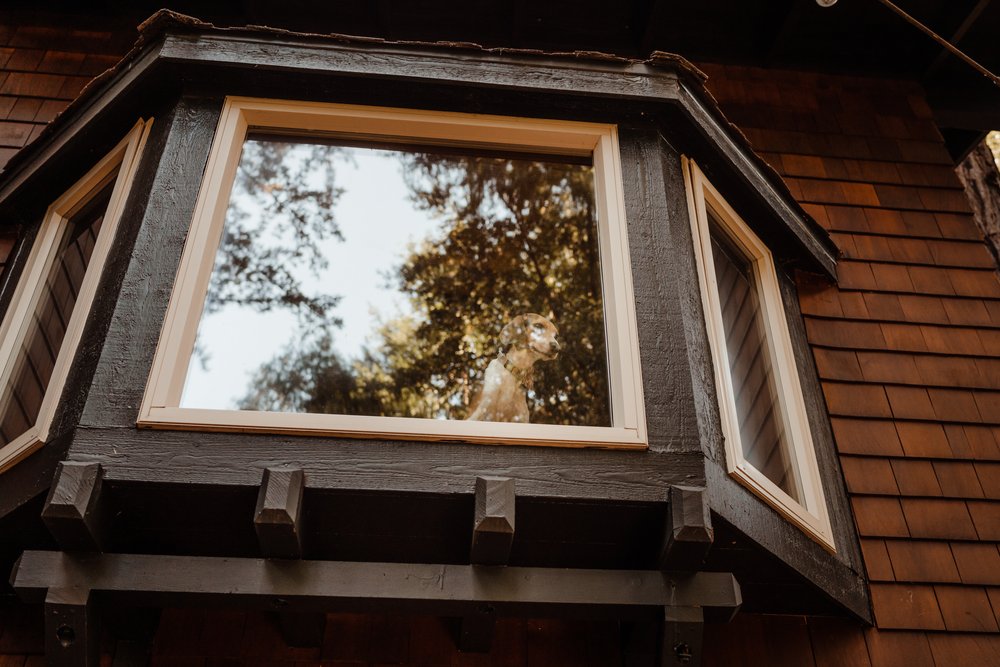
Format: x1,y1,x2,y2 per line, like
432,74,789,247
0,184,112,445
180,136,612,427
709,215,802,501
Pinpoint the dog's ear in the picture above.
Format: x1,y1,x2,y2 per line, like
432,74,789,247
499,315,528,351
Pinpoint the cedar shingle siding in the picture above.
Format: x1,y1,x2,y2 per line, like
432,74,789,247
701,63,1000,666
1,15,999,667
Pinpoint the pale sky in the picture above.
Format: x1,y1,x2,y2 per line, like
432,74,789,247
180,144,440,409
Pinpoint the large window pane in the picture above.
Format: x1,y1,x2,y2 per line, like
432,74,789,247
180,136,612,427
0,184,111,445
709,215,803,502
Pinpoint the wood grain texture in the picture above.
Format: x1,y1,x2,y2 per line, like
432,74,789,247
77,95,223,431
617,128,705,457
254,467,305,560
45,586,98,667
13,550,743,617
471,476,515,566
72,425,703,501
659,485,713,571
41,461,107,551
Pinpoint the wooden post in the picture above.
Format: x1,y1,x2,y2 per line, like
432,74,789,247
45,586,98,667
662,606,704,666
461,476,516,653
254,467,305,559
42,462,108,552
254,468,324,647
469,476,515,566
658,486,713,571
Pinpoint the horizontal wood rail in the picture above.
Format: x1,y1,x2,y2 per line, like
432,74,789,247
13,550,741,666
14,550,741,616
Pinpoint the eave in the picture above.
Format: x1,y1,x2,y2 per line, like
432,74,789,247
0,11,837,279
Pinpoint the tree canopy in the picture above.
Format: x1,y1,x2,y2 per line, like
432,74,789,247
208,140,612,426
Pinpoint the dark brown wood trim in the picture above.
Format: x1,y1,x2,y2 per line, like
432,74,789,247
658,485,713,571
41,462,108,552
45,585,99,667
13,550,742,618
470,476,516,567
254,467,305,560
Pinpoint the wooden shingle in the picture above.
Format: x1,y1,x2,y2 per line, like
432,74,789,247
935,586,999,632
869,583,944,630
884,540,959,583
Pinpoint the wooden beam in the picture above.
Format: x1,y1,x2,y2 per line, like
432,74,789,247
45,586,98,667
13,551,742,620
470,476,515,566
253,468,325,647
41,462,109,552
254,467,305,559
658,486,713,571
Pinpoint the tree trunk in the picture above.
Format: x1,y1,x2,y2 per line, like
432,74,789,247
956,140,1000,268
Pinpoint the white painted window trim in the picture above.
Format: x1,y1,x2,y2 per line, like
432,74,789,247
682,157,834,550
138,97,647,449
0,119,153,474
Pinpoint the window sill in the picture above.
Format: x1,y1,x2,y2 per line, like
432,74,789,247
137,406,648,449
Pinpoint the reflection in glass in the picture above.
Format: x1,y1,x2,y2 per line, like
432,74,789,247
0,184,112,445
709,214,803,501
181,136,611,427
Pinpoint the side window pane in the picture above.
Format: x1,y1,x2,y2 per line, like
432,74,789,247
709,213,803,502
0,184,112,445
180,137,612,427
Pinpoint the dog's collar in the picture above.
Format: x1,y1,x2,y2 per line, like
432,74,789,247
498,351,533,389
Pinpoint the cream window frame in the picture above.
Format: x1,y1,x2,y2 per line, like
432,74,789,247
683,158,834,549
138,97,647,449
0,119,153,473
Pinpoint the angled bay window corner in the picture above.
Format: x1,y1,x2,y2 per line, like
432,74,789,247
0,120,151,473
683,158,834,549
139,98,647,448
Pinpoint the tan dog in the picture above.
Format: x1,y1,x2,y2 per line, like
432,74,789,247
467,313,561,424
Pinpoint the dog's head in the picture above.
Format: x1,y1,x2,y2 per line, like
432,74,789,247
499,313,561,361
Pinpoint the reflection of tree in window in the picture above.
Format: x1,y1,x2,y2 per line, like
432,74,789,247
352,152,611,426
204,139,344,329
204,139,611,427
